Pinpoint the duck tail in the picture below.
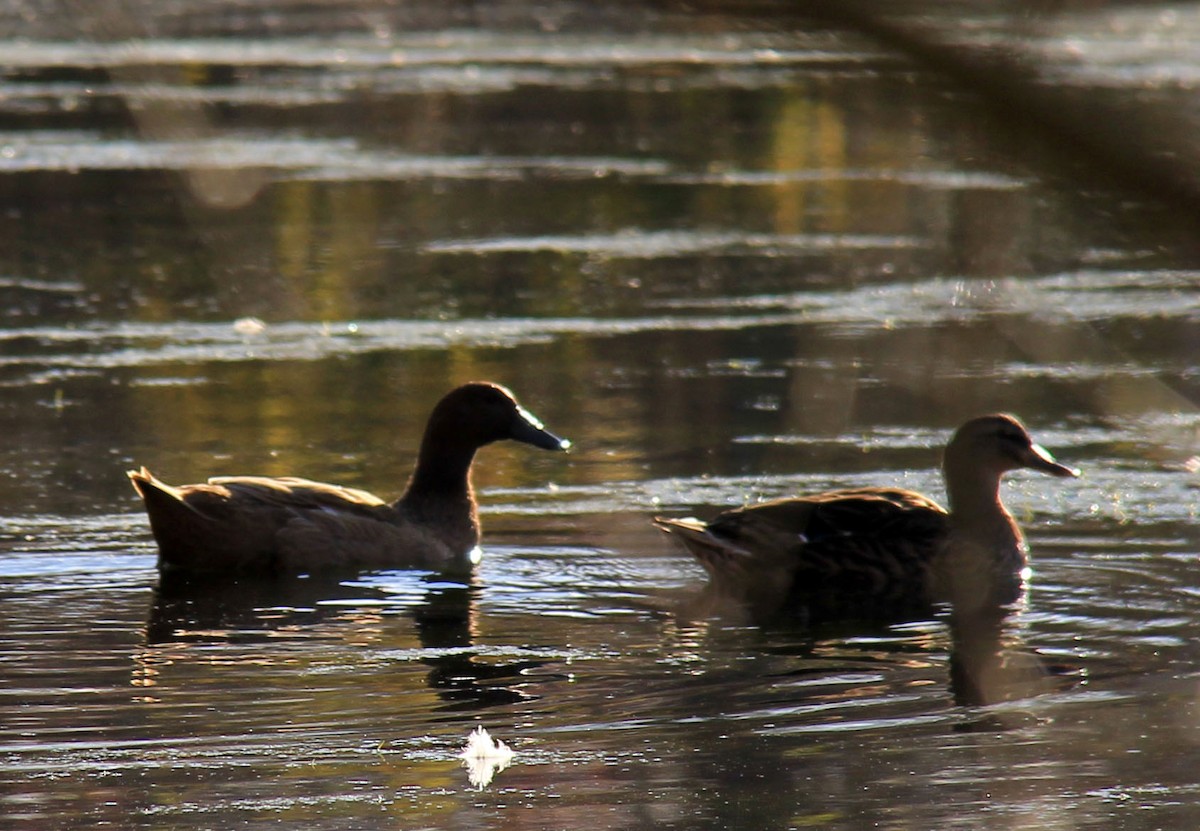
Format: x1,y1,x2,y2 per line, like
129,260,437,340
128,467,203,517
653,516,753,579
127,467,211,569
128,466,176,500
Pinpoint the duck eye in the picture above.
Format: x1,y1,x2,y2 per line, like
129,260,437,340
990,425,1027,451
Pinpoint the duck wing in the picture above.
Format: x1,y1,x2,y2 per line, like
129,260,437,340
206,475,390,515
781,489,949,621
658,488,950,623
206,477,446,569
130,469,404,573
706,488,946,546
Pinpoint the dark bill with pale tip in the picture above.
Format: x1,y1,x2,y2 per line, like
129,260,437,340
1022,442,1080,478
513,405,571,451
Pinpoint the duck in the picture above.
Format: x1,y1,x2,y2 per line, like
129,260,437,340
129,382,569,575
654,414,1078,624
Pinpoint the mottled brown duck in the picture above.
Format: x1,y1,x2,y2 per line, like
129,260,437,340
129,382,569,575
654,414,1078,624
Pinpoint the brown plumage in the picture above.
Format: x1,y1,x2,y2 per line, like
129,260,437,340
129,382,569,575
655,414,1079,624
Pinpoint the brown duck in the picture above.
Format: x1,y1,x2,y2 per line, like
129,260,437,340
654,414,1078,623
129,382,569,575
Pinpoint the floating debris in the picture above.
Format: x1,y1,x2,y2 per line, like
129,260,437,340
459,725,514,790
232,316,267,336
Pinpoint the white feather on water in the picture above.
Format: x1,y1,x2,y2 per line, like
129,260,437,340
459,726,515,790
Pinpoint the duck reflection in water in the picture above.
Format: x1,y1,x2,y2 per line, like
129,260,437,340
946,599,1082,710
658,414,1083,707
142,569,546,709
131,382,566,708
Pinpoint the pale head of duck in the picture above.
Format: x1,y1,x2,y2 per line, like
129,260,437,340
942,413,1078,513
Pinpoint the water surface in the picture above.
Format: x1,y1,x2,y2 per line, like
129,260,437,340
2,1,1200,829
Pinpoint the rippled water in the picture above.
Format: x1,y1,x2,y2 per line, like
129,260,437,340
2,1,1200,829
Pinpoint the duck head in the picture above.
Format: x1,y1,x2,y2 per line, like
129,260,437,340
945,414,1079,482
426,382,570,453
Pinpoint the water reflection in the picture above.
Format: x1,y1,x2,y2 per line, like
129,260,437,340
143,569,553,711
671,549,1083,715
144,570,398,645
947,604,1083,711
412,580,552,710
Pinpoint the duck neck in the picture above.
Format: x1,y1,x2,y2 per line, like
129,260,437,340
404,437,479,502
944,462,1015,535
396,436,482,559
940,462,1028,612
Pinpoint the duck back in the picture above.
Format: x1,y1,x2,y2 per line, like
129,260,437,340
659,488,950,624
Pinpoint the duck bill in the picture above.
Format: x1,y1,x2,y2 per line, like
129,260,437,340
512,405,571,451
1020,442,1079,478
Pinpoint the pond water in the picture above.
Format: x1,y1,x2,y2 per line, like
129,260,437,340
2,1,1200,829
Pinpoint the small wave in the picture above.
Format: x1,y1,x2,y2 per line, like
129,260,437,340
425,229,926,257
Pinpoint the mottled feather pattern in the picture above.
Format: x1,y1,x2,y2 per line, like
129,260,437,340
707,488,946,545
660,488,949,623
656,415,1078,625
